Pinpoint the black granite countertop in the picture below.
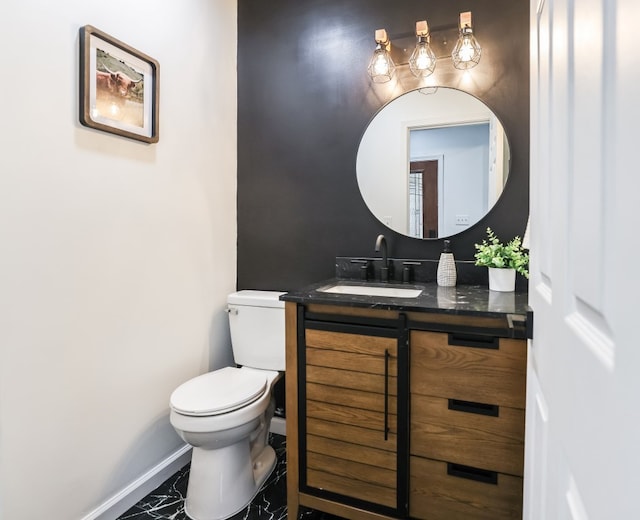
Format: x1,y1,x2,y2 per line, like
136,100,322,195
280,278,530,318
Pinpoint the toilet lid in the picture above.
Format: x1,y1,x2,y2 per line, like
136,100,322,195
170,367,267,416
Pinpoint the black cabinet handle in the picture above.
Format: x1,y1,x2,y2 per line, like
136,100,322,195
447,463,498,485
384,349,390,441
448,399,499,417
448,333,499,349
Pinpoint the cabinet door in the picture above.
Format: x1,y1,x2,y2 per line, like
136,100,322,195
301,325,405,514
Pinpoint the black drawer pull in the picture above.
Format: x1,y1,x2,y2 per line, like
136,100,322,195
447,463,498,485
448,333,499,349
448,399,499,417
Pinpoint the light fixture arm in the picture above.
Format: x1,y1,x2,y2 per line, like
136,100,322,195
374,28,391,51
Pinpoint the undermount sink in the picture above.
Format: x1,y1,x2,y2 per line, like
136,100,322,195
318,283,423,298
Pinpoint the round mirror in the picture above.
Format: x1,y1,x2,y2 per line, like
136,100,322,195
356,87,510,239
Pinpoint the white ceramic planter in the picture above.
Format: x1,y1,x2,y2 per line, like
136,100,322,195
488,267,516,292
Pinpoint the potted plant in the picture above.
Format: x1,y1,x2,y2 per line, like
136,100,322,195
474,228,529,291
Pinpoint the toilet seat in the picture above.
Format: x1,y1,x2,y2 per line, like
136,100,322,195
170,367,267,417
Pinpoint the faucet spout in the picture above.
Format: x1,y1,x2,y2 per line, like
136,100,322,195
375,234,389,281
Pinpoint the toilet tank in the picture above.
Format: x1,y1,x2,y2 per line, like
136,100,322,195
227,290,286,371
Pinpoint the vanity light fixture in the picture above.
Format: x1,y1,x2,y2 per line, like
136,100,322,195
409,20,437,78
451,11,482,70
367,28,396,83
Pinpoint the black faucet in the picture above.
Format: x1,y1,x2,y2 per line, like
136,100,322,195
375,234,389,282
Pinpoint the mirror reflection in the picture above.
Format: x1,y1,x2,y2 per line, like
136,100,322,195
356,87,510,239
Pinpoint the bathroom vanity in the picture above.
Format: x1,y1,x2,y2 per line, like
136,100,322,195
281,280,531,520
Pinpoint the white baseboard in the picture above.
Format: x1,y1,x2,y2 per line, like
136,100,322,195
81,444,192,520
83,419,284,520
270,416,286,436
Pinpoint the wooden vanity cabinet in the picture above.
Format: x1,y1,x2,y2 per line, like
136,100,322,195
285,302,527,520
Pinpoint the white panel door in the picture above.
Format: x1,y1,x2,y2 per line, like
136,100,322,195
526,0,640,518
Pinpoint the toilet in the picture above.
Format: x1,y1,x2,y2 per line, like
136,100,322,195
169,290,286,520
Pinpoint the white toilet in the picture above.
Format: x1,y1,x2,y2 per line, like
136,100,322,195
169,290,286,520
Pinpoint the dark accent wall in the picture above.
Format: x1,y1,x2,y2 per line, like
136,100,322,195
238,0,529,291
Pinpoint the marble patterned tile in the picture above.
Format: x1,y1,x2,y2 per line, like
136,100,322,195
117,464,189,520
117,434,341,520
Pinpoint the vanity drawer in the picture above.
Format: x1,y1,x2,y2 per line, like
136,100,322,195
409,457,523,520
410,331,526,409
411,395,525,476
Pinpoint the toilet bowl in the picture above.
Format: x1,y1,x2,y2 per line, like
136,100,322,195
169,291,285,520
170,368,281,520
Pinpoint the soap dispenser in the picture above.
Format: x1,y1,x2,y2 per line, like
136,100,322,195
437,239,457,287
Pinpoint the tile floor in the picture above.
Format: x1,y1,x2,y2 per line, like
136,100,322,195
116,434,340,520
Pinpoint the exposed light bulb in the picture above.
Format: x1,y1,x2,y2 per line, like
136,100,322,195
368,29,395,83
453,32,481,68
457,36,477,62
409,21,436,78
409,38,436,78
452,12,481,70
373,48,392,75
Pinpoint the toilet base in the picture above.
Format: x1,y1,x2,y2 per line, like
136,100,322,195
184,440,277,520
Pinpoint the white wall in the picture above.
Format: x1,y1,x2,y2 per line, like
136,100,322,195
0,1,238,519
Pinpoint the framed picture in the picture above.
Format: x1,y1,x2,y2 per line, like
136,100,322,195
79,25,159,143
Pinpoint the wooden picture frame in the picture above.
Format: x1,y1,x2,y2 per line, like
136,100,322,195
79,25,159,143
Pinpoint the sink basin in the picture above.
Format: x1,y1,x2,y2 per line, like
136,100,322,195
318,283,423,298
